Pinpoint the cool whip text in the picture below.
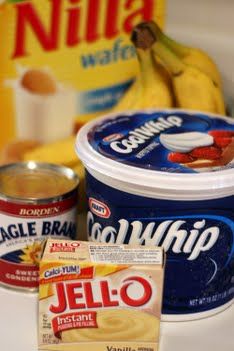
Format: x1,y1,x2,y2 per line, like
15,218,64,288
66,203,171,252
110,115,183,154
87,212,219,261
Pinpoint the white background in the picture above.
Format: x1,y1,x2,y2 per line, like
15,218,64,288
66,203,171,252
0,0,233,350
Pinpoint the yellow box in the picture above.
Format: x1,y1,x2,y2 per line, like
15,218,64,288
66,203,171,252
39,239,165,351
0,0,165,162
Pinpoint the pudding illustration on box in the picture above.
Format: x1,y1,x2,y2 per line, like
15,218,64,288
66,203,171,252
8,66,77,143
76,109,234,321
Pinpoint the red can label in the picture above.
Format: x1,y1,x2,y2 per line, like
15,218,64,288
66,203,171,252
0,196,77,290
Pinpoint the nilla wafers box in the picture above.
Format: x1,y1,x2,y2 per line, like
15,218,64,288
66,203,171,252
0,0,165,167
39,239,165,351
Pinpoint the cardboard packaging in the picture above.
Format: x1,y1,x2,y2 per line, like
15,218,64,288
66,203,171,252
39,239,165,351
0,0,165,158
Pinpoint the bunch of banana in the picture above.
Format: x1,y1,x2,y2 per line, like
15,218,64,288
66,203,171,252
146,20,222,89
114,21,225,115
114,28,174,111
135,21,225,114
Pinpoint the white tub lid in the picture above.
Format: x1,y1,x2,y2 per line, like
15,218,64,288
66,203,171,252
75,109,234,200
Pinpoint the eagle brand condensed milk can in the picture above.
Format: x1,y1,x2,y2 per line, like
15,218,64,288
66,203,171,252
0,162,79,291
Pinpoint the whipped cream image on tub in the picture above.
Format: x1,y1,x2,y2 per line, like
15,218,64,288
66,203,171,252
39,239,164,351
159,132,214,153
76,109,234,321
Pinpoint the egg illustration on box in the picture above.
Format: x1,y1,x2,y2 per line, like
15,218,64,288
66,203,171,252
8,66,77,144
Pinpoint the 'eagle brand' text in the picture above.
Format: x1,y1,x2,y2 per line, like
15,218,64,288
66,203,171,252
0,220,76,244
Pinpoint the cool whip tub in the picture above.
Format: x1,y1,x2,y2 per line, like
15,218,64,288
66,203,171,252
76,109,234,321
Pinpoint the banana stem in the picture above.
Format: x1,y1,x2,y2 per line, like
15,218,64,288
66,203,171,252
150,21,190,57
136,49,155,87
151,41,185,75
159,34,190,57
132,22,186,76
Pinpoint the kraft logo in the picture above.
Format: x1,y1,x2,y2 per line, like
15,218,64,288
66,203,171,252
89,198,111,219
103,133,124,142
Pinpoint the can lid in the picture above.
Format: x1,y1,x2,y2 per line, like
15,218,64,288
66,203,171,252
76,109,234,200
0,162,79,203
